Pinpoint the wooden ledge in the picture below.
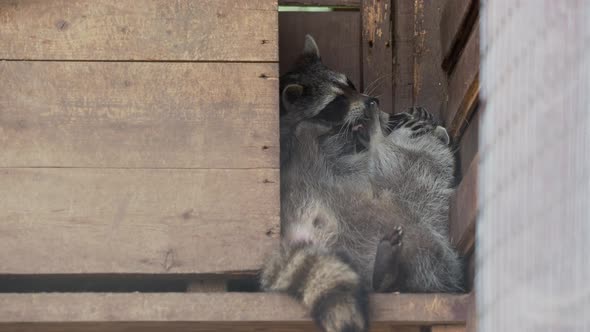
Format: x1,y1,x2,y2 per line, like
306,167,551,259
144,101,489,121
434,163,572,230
0,293,470,331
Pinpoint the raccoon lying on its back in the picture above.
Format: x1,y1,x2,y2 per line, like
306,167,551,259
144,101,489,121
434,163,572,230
261,35,462,332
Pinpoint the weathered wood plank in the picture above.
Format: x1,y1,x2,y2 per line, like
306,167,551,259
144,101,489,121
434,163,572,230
449,154,478,255
362,0,393,114
444,23,479,138
0,62,278,168
440,0,475,60
0,0,277,61
0,168,279,274
412,0,448,118
392,0,415,113
0,293,470,328
458,111,480,177
279,0,360,7
279,12,361,88
0,323,418,332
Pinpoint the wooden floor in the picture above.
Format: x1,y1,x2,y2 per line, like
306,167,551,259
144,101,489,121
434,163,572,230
0,293,471,332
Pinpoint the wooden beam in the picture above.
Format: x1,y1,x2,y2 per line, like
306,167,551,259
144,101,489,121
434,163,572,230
411,0,448,118
0,324,419,332
0,0,277,62
449,154,478,255
362,0,393,114
0,62,278,169
0,293,470,330
392,0,415,113
458,111,480,177
0,168,279,274
440,0,476,61
444,23,480,138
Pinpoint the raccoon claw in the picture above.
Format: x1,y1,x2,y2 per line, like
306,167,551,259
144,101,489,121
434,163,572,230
408,106,434,122
389,107,448,142
373,226,404,292
384,226,403,247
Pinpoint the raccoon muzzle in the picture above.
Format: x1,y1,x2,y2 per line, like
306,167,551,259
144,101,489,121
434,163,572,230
261,245,369,332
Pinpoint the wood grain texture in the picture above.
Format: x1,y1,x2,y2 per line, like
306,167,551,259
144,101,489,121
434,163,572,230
444,23,479,137
0,0,278,61
392,0,415,113
411,0,448,118
440,0,474,59
279,0,360,7
279,12,361,88
0,61,279,168
458,111,479,177
449,154,478,255
0,323,418,332
362,0,393,113
0,293,470,327
0,168,280,274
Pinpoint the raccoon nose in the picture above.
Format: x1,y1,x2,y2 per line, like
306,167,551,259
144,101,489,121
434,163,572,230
365,97,379,108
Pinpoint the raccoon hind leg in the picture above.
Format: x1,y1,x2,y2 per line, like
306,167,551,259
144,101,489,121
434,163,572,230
372,226,404,292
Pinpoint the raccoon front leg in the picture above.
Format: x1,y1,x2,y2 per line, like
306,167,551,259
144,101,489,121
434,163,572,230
372,226,404,292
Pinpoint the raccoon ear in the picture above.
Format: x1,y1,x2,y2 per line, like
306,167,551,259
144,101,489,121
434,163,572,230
434,126,451,145
282,84,304,110
303,34,320,59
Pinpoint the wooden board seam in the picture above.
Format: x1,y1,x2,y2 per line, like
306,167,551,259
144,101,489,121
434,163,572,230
442,2,479,74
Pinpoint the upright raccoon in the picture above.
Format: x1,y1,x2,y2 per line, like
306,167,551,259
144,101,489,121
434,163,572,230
261,35,462,332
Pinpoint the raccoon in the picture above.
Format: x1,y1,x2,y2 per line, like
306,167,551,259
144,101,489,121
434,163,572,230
261,35,462,332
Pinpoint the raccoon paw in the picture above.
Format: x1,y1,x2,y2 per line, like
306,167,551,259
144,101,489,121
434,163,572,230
372,226,403,292
388,107,450,144
388,108,434,135
405,107,437,137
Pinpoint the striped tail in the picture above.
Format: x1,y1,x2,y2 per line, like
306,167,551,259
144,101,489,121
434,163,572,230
260,244,369,332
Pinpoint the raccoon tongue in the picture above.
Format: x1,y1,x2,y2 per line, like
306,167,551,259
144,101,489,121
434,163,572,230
352,123,364,132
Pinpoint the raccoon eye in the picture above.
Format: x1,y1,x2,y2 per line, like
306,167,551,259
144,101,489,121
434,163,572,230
346,78,356,91
314,95,348,123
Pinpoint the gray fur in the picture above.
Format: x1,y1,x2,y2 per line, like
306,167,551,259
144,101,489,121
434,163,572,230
262,35,462,332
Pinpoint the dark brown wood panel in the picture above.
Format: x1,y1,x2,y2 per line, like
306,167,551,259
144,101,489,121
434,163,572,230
392,0,415,113
0,293,470,327
0,0,277,61
0,323,418,332
440,0,475,60
412,0,448,118
445,23,479,138
0,168,279,274
362,0,393,114
0,62,278,168
449,154,478,255
458,111,480,176
279,12,361,88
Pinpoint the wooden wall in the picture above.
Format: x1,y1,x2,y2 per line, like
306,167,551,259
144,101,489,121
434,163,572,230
0,0,279,277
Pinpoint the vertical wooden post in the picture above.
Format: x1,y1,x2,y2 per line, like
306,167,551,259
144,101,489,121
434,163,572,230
479,1,590,331
362,0,394,114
